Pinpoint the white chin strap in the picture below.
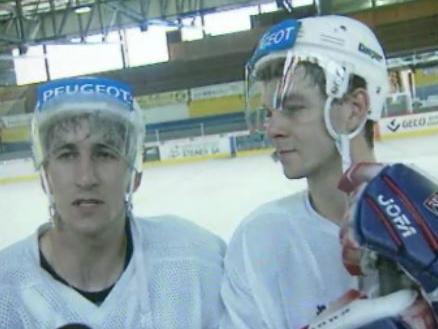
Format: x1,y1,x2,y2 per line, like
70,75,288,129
323,96,367,173
40,167,58,220
41,166,138,220
125,170,139,214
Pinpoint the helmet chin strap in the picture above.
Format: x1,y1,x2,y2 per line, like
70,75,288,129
41,164,139,223
40,167,58,223
323,96,367,173
125,169,140,216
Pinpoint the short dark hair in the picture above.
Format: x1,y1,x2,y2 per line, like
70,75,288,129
256,60,375,148
43,113,129,160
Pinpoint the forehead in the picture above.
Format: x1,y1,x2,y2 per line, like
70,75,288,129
46,114,124,150
260,66,322,107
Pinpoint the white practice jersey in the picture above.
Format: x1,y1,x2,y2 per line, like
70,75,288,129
220,191,357,329
0,216,225,329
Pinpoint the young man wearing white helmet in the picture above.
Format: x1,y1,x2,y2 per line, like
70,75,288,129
220,15,437,329
0,77,225,329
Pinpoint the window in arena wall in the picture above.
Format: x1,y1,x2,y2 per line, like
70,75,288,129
292,0,314,7
125,25,171,67
14,32,123,83
181,16,204,42
202,6,259,36
47,32,123,79
259,2,279,13
257,0,313,12
375,0,416,7
13,46,48,85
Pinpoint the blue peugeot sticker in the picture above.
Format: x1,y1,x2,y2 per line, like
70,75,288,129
247,19,301,69
36,77,134,112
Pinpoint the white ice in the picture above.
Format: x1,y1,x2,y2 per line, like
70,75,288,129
0,134,437,250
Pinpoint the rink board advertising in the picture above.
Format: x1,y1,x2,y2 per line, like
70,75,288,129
378,111,438,139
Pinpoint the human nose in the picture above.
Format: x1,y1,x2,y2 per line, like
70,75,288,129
75,155,99,189
265,111,286,139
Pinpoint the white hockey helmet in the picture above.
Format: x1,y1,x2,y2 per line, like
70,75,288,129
31,77,145,174
246,15,389,123
246,15,389,170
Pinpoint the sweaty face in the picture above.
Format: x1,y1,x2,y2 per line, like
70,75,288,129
44,117,131,236
263,65,340,179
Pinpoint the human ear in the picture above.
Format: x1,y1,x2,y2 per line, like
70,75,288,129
345,88,369,133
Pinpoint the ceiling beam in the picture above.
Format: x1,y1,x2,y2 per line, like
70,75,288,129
0,0,264,51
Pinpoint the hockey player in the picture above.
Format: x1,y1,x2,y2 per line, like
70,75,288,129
0,77,225,328
220,15,436,329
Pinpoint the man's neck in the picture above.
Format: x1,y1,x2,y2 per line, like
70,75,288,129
40,217,127,292
307,137,376,226
307,158,346,225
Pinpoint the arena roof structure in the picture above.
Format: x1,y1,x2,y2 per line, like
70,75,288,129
0,0,435,88
0,0,275,54
0,0,435,54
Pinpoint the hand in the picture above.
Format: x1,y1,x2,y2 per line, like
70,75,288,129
336,162,438,327
338,162,385,276
337,162,438,291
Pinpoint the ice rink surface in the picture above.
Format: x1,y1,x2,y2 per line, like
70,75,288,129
0,134,437,250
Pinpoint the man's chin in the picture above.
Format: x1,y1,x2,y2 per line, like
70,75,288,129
283,169,306,180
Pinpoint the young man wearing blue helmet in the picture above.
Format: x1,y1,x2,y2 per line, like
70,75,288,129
220,15,437,329
0,77,225,329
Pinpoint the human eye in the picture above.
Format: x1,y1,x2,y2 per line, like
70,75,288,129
52,145,77,160
94,146,120,161
284,104,306,115
264,107,273,118
258,106,272,121
56,150,77,161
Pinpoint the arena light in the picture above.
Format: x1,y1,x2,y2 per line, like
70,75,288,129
74,5,91,14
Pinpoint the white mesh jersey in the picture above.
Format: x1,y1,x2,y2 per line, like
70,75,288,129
220,191,357,329
0,215,225,329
